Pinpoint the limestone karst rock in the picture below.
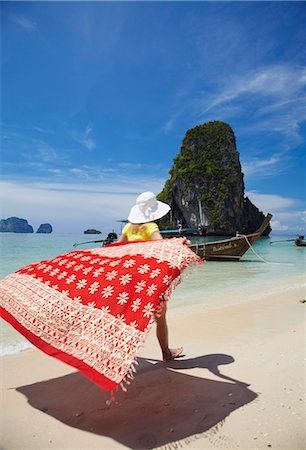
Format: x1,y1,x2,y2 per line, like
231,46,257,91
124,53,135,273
36,223,53,233
0,217,34,233
158,121,271,236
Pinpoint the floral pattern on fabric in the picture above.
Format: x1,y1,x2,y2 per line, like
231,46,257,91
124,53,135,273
0,238,201,392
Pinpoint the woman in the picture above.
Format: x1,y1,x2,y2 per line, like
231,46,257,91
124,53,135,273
118,191,183,361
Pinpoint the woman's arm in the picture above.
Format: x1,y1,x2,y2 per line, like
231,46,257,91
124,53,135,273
151,229,191,246
118,234,128,242
150,231,163,240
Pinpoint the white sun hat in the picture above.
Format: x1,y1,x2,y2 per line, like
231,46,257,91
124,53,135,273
128,192,170,224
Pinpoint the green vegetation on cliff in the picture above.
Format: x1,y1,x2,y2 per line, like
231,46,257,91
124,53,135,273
158,121,241,229
173,122,236,185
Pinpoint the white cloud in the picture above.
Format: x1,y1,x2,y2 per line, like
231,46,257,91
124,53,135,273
192,65,306,152
118,163,144,170
275,210,306,223
2,130,64,166
83,124,96,151
241,66,306,96
33,126,53,134
200,65,306,115
270,220,289,232
34,140,58,162
242,156,282,177
69,168,90,178
11,15,37,33
118,162,165,172
160,118,176,134
159,64,306,151
71,123,96,151
246,191,299,213
159,110,183,135
0,176,166,234
271,210,306,234
246,191,305,233
1,179,304,234
255,97,304,117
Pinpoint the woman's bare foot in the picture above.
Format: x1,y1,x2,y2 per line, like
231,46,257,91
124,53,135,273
163,347,184,361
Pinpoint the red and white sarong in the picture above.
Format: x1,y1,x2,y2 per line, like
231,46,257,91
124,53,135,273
0,239,201,392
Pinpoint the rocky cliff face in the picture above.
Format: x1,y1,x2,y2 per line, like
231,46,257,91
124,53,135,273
0,217,34,233
158,121,271,236
36,223,53,233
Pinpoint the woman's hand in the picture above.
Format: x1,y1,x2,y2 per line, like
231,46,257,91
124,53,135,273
181,236,191,247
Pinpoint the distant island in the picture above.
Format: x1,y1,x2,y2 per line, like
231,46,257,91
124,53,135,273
84,229,102,234
36,223,53,234
0,217,34,233
0,217,53,233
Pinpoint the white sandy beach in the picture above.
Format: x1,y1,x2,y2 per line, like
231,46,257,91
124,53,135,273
1,286,305,450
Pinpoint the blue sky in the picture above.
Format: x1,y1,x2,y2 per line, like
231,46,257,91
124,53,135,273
1,1,305,234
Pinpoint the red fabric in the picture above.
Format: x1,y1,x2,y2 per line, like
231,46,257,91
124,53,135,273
0,239,201,392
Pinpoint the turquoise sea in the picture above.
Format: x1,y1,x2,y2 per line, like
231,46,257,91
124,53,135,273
1,233,305,356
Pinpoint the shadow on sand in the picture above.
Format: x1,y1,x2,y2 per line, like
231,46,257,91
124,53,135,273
16,354,257,449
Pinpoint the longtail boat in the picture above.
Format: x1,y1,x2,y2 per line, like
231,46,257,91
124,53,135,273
295,236,306,247
73,215,272,260
270,234,306,247
189,213,272,261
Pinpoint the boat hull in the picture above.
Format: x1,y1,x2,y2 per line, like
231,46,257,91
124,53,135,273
190,233,260,261
295,240,306,247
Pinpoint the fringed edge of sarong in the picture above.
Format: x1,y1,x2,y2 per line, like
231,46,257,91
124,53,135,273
107,256,204,404
155,256,204,317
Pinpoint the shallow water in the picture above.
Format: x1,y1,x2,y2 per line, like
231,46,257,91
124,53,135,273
1,233,305,355
173,234,306,309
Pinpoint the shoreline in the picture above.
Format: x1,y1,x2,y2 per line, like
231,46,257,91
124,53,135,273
172,271,306,313
1,276,305,358
1,285,305,449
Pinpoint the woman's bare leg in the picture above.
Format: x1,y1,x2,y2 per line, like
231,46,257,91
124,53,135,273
155,304,183,361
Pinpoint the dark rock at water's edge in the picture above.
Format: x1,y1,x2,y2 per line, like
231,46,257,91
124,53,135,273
158,121,271,236
36,223,53,233
84,229,102,234
0,217,34,233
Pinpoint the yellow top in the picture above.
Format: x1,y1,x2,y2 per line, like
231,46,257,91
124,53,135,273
122,222,159,241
